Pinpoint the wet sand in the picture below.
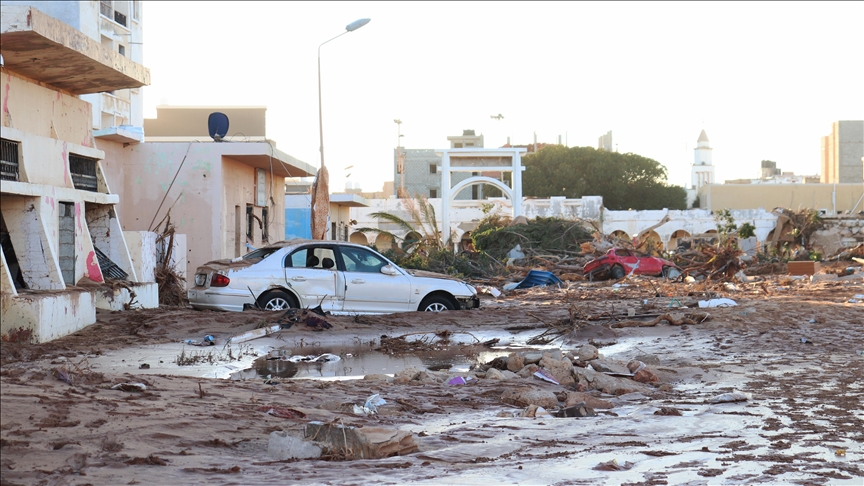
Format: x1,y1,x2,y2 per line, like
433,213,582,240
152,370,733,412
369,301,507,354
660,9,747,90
1,270,862,485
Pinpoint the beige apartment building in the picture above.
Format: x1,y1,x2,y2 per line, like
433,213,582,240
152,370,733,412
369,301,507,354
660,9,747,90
1,5,157,343
821,120,864,183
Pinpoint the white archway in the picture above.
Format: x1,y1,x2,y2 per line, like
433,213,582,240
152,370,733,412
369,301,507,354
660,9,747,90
449,176,514,203
437,148,527,247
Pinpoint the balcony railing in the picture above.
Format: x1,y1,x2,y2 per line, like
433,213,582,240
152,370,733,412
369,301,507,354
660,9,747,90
0,138,20,182
69,154,99,192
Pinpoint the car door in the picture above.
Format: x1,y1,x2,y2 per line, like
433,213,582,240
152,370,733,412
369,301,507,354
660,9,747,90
614,249,641,275
337,245,411,314
283,245,344,312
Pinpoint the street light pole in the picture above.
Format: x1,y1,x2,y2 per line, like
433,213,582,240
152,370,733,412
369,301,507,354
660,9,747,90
317,18,371,171
311,18,370,240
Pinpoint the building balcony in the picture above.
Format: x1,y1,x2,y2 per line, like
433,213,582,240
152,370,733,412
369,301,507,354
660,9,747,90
0,6,150,94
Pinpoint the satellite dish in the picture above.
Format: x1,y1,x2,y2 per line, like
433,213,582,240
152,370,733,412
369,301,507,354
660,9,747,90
208,112,229,142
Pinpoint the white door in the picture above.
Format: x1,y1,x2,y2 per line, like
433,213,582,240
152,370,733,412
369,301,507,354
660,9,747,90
338,246,410,313
284,246,344,312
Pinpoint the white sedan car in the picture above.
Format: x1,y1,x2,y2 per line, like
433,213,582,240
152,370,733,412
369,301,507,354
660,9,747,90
188,240,480,314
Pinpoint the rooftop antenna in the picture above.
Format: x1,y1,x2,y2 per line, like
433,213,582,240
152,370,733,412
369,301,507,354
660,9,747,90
208,112,230,142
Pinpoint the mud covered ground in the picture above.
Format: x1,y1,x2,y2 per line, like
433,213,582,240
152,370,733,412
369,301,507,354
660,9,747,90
1,268,862,485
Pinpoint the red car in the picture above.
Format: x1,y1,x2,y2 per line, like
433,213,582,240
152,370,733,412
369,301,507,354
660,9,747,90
583,248,681,280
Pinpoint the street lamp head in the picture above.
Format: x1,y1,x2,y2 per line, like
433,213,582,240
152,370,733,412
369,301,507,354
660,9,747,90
346,18,371,32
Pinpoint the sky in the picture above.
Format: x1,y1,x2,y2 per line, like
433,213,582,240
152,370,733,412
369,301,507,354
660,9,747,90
141,1,864,192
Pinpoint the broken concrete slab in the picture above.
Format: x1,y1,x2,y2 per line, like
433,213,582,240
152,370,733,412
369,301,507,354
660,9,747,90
305,422,418,459
576,344,599,361
507,353,525,372
565,392,614,409
589,359,631,375
538,355,575,386
572,367,648,395
501,388,559,409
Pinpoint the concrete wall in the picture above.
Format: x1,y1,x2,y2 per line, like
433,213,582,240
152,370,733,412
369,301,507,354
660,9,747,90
697,183,863,214
102,141,288,281
1,72,96,148
144,106,267,140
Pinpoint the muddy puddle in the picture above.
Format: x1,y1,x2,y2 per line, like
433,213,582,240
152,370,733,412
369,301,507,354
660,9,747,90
228,344,510,381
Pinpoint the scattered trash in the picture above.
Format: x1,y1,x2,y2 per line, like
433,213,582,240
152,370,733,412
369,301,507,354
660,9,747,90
184,335,215,346
533,368,560,385
257,405,306,419
835,449,846,456
698,298,738,308
856,350,864,356
515,270,564,290
229,325,282,344
849,299,861,304
654,407,682,416
709,391,750,403
447,376,468,386
263,374,279,385
285,353,341,363
478,286,502,298
854,294,864,299
506,245,526,266
724,282,739,291
521,404,553,418
111,382,147,392
54,367,72,384
593,459,634,471
800,338,813,345
139,363,150,369
353,394,387,416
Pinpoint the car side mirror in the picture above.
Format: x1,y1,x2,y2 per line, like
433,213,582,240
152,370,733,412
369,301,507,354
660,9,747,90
380,264,399,276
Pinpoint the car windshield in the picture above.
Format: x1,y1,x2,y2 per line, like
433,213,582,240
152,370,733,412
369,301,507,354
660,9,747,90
241,247,282,261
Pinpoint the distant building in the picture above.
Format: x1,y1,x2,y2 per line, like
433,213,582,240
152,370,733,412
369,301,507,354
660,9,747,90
690,130,715,190
597,131,613,151
394,130,489,200
821,120,864,183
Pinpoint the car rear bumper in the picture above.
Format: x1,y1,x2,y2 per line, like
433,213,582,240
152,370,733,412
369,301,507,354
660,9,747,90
188,288,251,312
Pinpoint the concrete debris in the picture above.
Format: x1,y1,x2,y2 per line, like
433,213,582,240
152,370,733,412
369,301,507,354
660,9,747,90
564,392,614,409
501,388,559,409
521,404,553,418
268,431,323,460
305,422,418,459
576,344,599,361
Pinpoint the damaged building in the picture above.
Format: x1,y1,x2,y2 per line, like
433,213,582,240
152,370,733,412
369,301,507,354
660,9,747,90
0,5,157,343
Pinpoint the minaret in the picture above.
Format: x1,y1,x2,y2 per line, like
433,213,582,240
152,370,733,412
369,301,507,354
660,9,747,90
690,129,715,189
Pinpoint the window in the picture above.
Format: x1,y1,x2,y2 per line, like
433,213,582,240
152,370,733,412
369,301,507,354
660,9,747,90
69,154,98,192
114,10,127,26
246,205,254,240
285,247,336,269
100,1,112,18
429,189,437,198
429,164,437,174
1,138,20,182
118,45,125,56
132,1,140,21
339,246,387,274
261,207,269,242
454,143,463,148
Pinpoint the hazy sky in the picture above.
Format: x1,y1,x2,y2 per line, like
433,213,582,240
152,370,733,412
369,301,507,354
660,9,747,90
142,1,863,192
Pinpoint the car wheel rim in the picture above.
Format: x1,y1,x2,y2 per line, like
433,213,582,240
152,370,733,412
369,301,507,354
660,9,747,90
425,303,448,312
266,298,289,310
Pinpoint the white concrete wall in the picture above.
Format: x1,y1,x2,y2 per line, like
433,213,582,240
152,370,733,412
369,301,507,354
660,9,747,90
1,291,96,343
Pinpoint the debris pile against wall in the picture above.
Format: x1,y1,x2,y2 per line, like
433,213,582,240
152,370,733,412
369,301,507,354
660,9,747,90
152,213,187,306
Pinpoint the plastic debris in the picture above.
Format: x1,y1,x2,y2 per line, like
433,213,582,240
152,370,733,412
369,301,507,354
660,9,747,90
698,298,738,308
709,391,751,403
515,270,564,290
353,394,387,416
111,382,147,392
835,449,846,456
479,286,502,298
447,376,468,386
533,368,560,385
285,353,340,363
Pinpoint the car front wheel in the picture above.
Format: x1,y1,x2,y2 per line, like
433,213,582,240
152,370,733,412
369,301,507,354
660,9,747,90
258,290,298,311
610,265,626,280
419,295,456,312
662,266,682,279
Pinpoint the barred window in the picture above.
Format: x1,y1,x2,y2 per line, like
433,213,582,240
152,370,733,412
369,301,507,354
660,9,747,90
69,154,98,192
1,138,20,182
